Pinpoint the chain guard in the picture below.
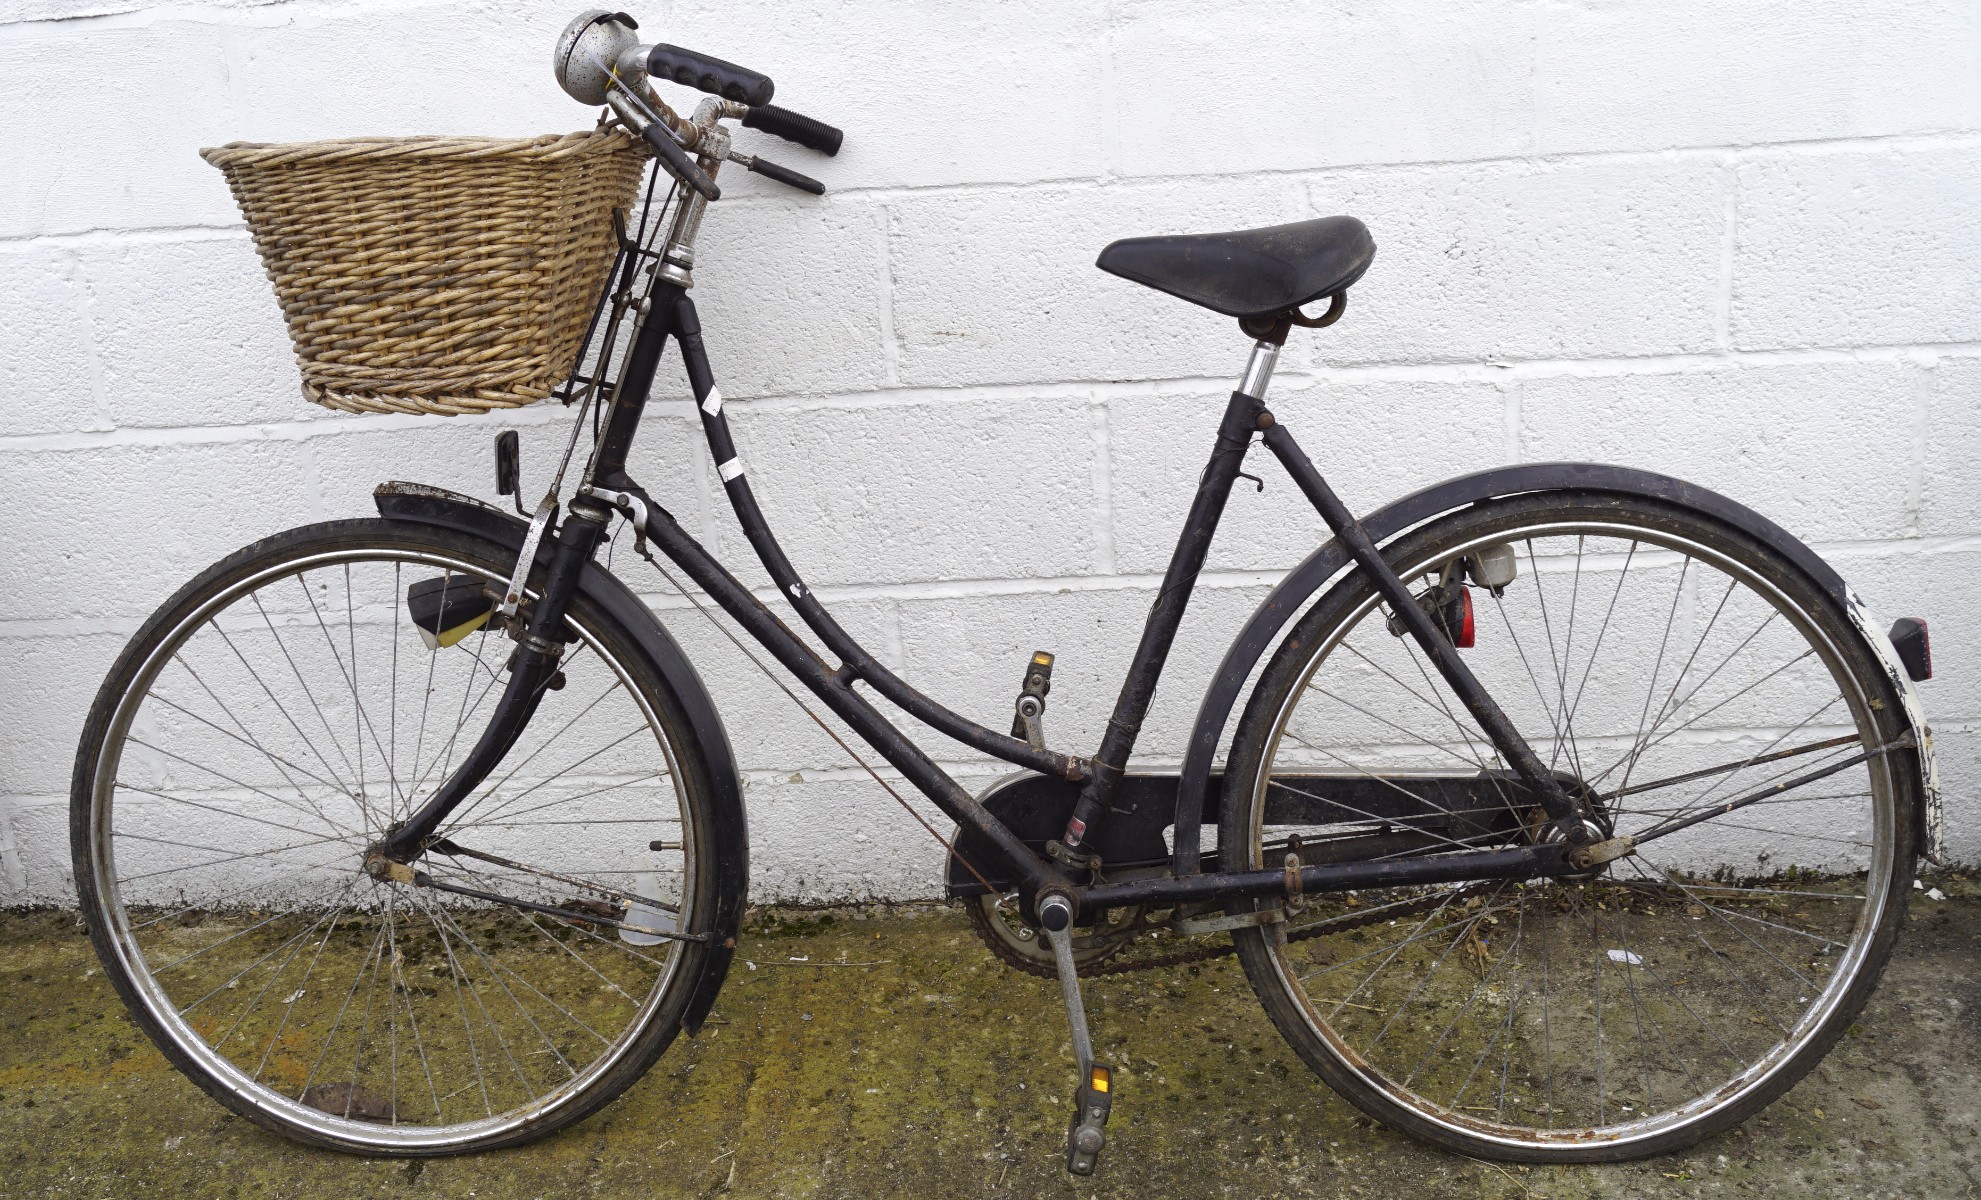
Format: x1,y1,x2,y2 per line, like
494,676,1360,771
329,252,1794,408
953,770,1544,976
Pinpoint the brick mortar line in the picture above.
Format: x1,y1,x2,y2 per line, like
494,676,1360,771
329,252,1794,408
5,129,1981,252
5,534,1979,641
5,343,1980,454
0,225,248,252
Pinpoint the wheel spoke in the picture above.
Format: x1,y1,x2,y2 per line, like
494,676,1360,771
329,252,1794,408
1235,509,1905,1150
80,539,701,1148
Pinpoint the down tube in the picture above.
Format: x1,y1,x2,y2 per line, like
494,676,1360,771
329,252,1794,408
632,500,1064,894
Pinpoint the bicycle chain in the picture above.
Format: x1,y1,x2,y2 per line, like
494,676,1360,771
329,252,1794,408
970,889,1472,979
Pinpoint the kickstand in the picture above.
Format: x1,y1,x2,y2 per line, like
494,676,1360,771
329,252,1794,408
1045,925,1113,1175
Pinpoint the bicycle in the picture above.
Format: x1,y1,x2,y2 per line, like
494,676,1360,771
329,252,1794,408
70,9,1944,1175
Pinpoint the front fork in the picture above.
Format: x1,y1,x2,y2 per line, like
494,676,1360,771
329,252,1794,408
374,495,614,864
375,243,689,867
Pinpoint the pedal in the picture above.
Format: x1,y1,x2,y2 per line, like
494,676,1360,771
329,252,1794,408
1042,900,1113,1175
1066,1063,1113,1175
1010,650,1054,750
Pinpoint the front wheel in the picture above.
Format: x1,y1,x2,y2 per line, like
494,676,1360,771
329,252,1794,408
72,519,729,1154
1222,492,1921,1162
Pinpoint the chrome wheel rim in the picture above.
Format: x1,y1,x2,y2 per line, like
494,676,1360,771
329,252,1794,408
86,546,698,1149
1247,517,1899,1153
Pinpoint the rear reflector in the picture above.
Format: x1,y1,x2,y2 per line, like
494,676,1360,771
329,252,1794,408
1888,617,1931,682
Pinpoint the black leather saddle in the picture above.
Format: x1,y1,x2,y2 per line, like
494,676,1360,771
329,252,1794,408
1094,215,1374,320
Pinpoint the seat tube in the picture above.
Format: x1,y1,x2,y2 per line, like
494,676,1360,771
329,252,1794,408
1058,344,1274,854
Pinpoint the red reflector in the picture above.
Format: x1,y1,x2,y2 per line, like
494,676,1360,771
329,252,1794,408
1456,586,1475,648
1889,617,1930,682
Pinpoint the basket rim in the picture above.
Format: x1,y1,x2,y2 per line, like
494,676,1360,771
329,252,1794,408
199,128,640,169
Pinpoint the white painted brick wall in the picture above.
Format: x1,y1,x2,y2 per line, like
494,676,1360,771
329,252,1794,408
4,0,1979,903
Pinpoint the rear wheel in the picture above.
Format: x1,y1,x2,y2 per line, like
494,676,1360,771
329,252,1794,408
1222,492,1920,1162
72,519,725,1154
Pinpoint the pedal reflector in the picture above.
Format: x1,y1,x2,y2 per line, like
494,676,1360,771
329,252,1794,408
407,576,495,650
1066,1062,1114,1175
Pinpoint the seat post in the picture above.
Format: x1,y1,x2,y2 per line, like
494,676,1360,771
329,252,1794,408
1238,339,1280,401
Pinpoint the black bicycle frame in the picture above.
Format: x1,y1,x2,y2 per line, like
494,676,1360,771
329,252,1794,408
384,274,1590,914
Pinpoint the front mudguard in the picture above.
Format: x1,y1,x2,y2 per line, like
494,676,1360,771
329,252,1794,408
373,482,748,1034
1175,462,1943,872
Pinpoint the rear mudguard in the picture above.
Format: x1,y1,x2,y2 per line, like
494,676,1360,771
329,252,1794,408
373,482,747,1035
1174,462,1943,873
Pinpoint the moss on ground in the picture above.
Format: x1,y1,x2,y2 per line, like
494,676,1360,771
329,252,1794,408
3,891,1979,1198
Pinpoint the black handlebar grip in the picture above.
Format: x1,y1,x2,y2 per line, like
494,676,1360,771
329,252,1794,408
638,121,720,201
648,44,774,106
741,104,843,157
747,155,825,196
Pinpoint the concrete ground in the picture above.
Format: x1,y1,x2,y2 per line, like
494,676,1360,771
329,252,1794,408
3,880,1977,1199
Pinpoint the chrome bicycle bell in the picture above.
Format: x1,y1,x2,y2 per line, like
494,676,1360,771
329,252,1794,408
554,9,646,105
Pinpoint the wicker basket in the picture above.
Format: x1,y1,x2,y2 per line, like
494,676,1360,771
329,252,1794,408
202,131,647,416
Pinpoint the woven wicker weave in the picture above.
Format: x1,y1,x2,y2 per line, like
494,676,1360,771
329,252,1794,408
202,131,647,416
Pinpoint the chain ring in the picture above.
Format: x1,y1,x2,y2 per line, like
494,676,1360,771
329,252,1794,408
965,893,1136,978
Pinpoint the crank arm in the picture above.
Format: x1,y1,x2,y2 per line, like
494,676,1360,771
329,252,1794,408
1044,914,1113,1176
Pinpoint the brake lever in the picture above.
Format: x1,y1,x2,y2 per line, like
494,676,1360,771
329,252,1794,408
606,86,720,201
727,149,825,196
640,121,721,200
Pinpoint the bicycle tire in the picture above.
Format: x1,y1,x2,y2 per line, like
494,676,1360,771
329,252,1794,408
72,518,731,1155
1221,491,1920,1162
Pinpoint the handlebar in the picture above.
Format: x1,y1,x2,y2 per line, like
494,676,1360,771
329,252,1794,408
647,43,774,107
741,104,842,157
738,152,824,196
554,10,843,202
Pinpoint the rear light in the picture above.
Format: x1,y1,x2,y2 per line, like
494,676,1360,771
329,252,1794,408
1889,617,1931,682
1386,582,1475,648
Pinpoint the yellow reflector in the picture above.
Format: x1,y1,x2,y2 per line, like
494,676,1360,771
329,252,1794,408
433,609,493,649
1090,1066,1110,1093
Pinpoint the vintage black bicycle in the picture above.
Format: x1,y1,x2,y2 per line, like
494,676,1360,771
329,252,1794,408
71,10,1944,1175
